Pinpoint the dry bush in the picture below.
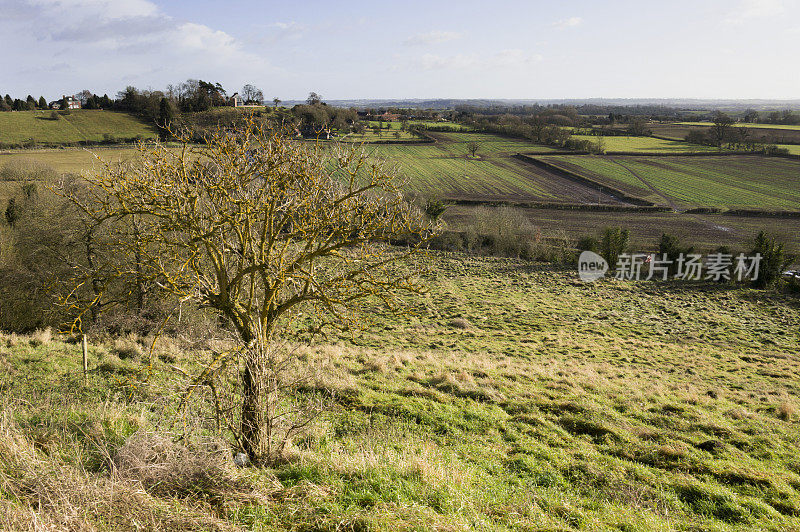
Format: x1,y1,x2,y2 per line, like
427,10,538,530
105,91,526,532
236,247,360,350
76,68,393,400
427,369,504,403
112,335,145,360
29,327,52,347
0,411,241,531
0,160,58,182
448,317,471,330
112,431,271,505
777,401,797,421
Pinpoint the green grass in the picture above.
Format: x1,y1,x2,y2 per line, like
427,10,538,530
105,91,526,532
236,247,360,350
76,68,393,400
0,110,158,146
0,147,148,175
571,135,720,153
367,132,568,200
339,129,419,142
778,144,800,155
2,253,800,530
540,155,800,210
367,120,470,131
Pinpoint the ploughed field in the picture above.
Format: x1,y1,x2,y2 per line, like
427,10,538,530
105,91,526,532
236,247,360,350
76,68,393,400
445,205,800,254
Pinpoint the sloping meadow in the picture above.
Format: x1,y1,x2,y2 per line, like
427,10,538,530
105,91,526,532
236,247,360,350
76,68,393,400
1,253,799,530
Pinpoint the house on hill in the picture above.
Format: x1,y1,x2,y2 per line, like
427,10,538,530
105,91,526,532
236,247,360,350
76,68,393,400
230,93,262,108
63,95,81,109
380,111,401,121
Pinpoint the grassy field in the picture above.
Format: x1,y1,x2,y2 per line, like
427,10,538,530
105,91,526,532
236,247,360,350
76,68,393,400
340,129,420,142
778,145,800,155
2,253,800,530
539,155,800,211
0,147,148,174
367,120,470,131
652,123,800,144
0,110,157,146
571,135,720,153
0,133,572,203
367,133,608,201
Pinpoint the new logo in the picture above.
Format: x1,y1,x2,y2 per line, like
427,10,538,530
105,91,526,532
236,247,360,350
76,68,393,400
578,251,608,283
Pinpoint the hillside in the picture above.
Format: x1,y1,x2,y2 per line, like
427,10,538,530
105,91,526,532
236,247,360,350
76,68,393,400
2,254,799,530
0,110,158,147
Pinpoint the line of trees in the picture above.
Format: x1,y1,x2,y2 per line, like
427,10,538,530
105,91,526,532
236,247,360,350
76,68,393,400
0,94,49,111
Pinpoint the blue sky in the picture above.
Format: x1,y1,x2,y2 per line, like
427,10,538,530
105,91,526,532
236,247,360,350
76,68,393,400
2,0,799,101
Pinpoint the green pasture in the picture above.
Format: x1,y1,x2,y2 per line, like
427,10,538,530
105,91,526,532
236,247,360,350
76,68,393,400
0,110,157,146
571,134,719,153
540,155,800,210
3,253,800,529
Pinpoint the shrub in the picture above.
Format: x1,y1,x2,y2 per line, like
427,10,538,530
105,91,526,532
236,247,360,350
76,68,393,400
599,227,629,269
4,199,18,227
577,236,598,253
0,160,58,182
472,206,537,258
750,231,789,288
424,198,449,221
657,233,694,275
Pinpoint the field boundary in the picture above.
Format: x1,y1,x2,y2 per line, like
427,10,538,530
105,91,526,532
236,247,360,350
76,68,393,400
686,207,800,218
514,154,656,207
443,197,672,212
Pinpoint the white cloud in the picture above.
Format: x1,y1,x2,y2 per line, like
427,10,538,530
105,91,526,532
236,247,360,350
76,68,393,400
403,30,463,46
28,0,159,20
0,0,273,96
724,0,785,24
415,49,542,71
552,17,583,29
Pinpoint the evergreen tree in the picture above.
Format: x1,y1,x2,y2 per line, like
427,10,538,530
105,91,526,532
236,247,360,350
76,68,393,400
3,95,11,107
0,98,10,112
25,95,36,110
38,96,47,109
157,97,176,139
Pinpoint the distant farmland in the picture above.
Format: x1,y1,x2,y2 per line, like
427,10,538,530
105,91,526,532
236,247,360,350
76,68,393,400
446,205,800,254
651,122,800,144
538,154,800,211
368,133,617,202
0,110,157,146
569,134,719,153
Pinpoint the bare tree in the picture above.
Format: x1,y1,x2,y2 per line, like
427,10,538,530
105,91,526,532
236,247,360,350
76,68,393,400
467,141,480,158
712,111,733,148
62,118,435,463
306,92,322,105
241,84,264,105
77,90,93,106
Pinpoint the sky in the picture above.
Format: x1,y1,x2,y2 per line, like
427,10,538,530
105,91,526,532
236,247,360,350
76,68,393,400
2,0,799,102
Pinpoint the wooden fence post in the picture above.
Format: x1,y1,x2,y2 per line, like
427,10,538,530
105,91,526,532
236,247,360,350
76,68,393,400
81,334,88,382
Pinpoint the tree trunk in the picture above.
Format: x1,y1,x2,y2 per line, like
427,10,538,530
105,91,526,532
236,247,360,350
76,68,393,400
241,347,265,462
